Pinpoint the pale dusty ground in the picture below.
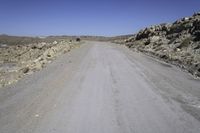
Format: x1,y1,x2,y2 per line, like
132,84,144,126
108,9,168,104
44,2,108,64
0,41,200,133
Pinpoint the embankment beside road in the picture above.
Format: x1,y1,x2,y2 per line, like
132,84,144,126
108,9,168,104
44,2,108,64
0,36,81,87
114,12,200,77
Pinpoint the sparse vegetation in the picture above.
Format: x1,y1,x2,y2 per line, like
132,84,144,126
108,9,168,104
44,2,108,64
0,35,81,87
114,12,200,77
178,37,192,48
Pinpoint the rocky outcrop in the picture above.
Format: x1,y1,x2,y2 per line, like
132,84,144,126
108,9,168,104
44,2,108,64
0,39,80,87
122,12,200,77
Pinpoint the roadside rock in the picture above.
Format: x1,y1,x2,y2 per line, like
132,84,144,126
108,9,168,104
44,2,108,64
120,12,200,77
0,38,81,88
22,67,29,74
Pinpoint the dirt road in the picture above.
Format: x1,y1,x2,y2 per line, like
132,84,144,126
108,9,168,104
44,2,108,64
0,41,200,133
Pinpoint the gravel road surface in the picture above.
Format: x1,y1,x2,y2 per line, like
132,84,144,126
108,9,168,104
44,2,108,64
0,41,200,133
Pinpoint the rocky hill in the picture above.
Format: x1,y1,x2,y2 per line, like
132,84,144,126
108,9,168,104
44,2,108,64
0,36,81,87
120,12,200,77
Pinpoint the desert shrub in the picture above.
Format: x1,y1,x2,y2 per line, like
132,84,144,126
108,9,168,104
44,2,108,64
178,37,192,48
194,31,200,41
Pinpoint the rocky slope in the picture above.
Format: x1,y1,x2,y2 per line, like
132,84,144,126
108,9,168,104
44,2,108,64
0,36,80,87
120,12,200,77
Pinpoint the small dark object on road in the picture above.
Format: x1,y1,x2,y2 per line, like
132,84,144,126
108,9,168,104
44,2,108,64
76,38,81,42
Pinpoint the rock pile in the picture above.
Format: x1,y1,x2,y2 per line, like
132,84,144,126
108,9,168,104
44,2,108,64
123,12,200,77
0,39,79,87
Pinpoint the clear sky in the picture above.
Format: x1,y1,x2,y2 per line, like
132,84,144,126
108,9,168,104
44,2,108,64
0,0,200,36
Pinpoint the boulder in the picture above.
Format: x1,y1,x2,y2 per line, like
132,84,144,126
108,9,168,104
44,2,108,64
53,41,58,45
150,36,160,43
22,67,29,74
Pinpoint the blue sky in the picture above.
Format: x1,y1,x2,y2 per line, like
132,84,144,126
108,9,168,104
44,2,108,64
0,0,200,36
